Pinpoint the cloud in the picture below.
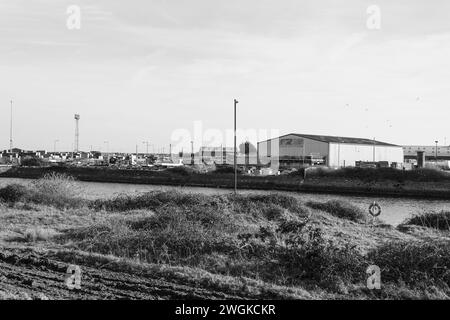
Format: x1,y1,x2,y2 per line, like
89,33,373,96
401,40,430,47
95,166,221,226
1,0,450,150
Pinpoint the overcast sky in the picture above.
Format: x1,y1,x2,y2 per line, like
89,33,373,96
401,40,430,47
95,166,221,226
1,0,450,152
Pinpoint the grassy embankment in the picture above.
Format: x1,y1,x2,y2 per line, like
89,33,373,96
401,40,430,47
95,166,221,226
2,166,450,199
0,173,449,299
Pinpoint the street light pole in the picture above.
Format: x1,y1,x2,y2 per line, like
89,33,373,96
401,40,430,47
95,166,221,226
234,99,239,194
191,140,194,165
9,100,13,151
435,140,438,162
373,137,376,163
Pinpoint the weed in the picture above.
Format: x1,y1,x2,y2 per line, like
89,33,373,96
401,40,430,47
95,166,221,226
305,200,367,223
403,211,450,231
0,184,28,203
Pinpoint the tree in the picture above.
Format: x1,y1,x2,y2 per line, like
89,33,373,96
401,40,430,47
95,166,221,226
239,141,257,154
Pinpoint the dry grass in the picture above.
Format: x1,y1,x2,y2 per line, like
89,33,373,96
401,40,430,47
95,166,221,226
1,187,450,299
305,200,367,223
23,227,58,242
403,211,450,231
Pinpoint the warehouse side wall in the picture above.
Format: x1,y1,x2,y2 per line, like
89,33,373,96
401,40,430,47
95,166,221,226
328,143,404,167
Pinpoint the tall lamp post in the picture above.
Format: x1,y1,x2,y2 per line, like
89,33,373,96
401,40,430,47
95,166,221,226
191,140,194,165
9,100,13,151
435,140,439,162
234,99,239,194
372,137,376,163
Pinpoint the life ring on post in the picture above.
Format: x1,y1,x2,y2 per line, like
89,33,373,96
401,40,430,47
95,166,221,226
369,202,381,217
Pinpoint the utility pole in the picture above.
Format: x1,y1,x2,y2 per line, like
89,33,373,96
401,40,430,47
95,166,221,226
169,144,172,160
9,100,13,151
234,99,239,194
373,137,376,163
74,114,80,153
435,140,439,162
191,141,194,165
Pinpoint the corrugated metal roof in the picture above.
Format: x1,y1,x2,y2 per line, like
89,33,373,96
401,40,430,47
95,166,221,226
258,133,400,147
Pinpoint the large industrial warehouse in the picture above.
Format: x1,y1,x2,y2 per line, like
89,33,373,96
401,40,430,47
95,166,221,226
257,133,404,169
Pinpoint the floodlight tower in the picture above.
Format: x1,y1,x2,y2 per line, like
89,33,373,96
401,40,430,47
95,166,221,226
74,114,80,153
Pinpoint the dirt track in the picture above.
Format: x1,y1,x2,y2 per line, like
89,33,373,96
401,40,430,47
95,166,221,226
0,248,242,300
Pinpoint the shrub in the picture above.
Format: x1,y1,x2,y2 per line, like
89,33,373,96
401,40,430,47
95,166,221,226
287,168,306,177
272,225,366,286
61,201,363,289
305,200,367,223
0,184,28,203
368,240,450,288
230,193,310,219
28,172,84,208
306,167,450,182
166,166,193,176
90,190,218,212
61,205,240,266
20,156,44,167
211,166,243,175
403,211,450,231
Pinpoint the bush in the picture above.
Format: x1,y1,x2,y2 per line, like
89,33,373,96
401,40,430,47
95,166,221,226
61,204,240,266
287,168,306,177
231,193,310,218
368,240,450,288
166,166,193,176
62,200,364,289
0,184,28,203
256,223,366,287
28,172,84,208
305,166,450,182
305,200,367,223
403,211,450,231
20,156,44,167
211,166,243,175
90,190,218,212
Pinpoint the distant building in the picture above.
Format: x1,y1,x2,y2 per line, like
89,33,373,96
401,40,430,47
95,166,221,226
199,147,233,164
257,133,404,169
403,145,450,161
198,146,257,166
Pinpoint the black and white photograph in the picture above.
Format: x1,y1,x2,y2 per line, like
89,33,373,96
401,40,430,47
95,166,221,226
0,0,449,311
